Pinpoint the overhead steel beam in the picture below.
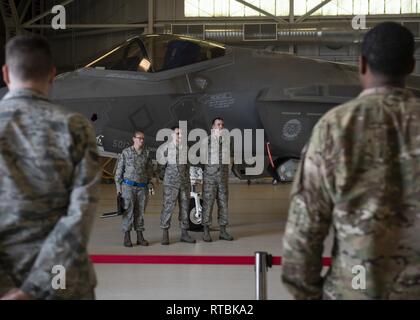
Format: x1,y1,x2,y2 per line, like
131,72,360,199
0,0,12,23
0,1,11,30
26,23,154,29
289,0,294,23
17,0,30,13
296,0,333,23
0,0,21,39
50,27,146,40
0,0,20,27
148,0,154,34
289,0,295,53
22,0,74,27
235,0,288,24
18,0,32,23
8,0,18,24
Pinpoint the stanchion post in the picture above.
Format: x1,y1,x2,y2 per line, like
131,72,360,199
255,251,273,300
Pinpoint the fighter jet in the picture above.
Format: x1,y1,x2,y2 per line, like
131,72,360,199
5,34,420,182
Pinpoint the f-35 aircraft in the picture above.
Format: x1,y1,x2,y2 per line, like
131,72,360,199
10,34,420,181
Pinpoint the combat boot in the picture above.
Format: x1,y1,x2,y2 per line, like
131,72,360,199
219,226,234,241
161,229,169,245
203,226,212,242
124,231,133,247
180,229,196,243
136,231,149,246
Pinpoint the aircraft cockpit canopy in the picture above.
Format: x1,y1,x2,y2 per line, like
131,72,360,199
85,34,226,73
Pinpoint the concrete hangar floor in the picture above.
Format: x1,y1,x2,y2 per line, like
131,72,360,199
89,180,334,300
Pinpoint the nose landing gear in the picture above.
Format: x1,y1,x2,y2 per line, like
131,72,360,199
188,166,204,232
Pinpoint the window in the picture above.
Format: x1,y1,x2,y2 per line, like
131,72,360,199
276,0,290,15
142,35,226,72
184,0,420,17
186,0,277,17
294,0,307,15
86,40,150,72
370,0,385,14
336,0,353,14
86,35,226,73
87,36,225,73
353,0,369,15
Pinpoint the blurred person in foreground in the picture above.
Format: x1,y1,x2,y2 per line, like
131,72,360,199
0,35,100,300
282,22,420,299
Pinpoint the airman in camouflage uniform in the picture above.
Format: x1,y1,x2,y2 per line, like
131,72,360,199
202,118,234,242
282,22,420,300
115,130,152,247
0,35,100,300
159,127,195,245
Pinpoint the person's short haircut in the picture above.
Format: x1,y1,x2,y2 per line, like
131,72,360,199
362,22,415,77
133,130,144,137
212,117,224,126
5,34,54,81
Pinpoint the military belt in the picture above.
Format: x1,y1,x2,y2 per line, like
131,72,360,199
123,179,147,188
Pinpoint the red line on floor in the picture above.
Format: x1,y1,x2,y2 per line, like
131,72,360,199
90,255,332,266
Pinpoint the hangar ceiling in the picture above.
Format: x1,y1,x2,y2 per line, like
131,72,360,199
0,0,419,74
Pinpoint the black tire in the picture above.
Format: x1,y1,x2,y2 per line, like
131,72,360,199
188,198,203,232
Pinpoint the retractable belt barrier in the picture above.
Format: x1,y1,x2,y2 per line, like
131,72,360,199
90,255,332,266
90,254,331,300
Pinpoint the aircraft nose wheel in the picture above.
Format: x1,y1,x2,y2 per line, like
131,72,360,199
188,198,203,232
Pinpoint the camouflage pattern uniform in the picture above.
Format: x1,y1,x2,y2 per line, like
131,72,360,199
159,143,190,230
282,87,420,300
115,145,152,233
202,135,230,227
0,89,100,300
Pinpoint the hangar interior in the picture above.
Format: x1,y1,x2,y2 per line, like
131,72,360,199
0,0,419,300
